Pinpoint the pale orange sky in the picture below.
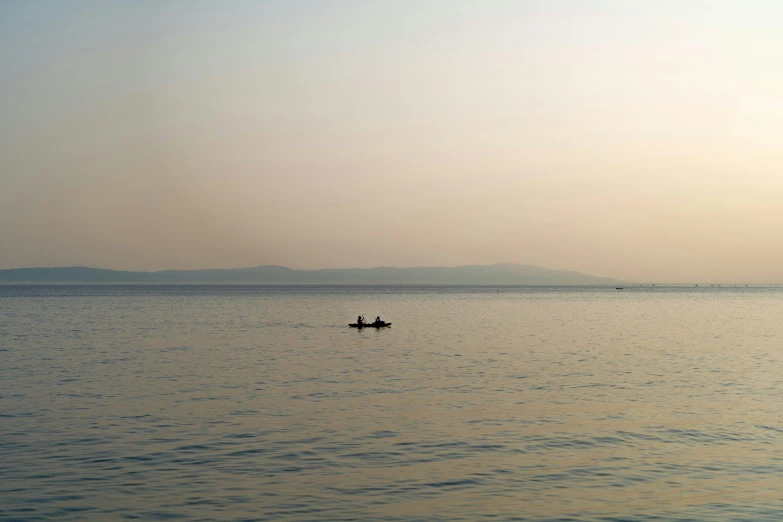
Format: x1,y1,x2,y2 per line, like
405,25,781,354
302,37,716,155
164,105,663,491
1,1,783,283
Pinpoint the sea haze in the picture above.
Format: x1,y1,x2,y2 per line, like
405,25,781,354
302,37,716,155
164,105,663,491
2,285,783,521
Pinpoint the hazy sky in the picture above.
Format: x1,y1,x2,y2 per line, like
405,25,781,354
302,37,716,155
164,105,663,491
2,1,783,283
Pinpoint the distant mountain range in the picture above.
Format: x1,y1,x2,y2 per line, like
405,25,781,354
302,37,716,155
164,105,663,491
0,263,626,285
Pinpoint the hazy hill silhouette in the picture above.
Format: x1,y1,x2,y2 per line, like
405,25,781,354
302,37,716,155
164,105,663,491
0,263,625,285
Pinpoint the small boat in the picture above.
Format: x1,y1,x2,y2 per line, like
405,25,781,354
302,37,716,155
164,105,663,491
349,322,392,328
615,287,624,290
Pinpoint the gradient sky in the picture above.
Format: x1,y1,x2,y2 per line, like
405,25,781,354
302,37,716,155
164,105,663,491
2,1,782,283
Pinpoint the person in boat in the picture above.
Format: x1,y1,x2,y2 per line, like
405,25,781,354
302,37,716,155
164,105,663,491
357,315,364,326
375,316,382,325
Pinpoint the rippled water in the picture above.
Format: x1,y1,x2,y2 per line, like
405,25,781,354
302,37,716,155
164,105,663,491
2,285,783,521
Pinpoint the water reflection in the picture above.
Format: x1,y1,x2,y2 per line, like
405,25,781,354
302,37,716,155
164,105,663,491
1,286,783,520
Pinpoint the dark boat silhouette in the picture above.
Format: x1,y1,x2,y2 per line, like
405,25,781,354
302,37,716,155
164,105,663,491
349,322,391,329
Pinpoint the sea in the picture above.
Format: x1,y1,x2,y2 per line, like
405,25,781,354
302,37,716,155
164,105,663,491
2,284,783,521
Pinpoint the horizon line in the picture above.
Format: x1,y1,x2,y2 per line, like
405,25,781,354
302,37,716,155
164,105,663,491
1,265,782,286
0,262,589,273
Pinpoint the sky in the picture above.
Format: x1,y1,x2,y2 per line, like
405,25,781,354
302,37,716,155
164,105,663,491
1,0,783,283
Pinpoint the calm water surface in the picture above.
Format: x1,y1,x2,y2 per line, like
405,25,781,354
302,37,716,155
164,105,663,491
2,285,783,521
